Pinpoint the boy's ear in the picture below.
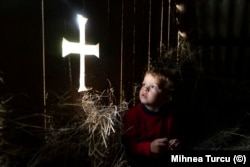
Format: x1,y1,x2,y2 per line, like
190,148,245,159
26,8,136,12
167,95,172,102
163,94,172,103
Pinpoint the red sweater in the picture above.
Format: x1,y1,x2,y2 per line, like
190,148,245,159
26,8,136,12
122,103,178,166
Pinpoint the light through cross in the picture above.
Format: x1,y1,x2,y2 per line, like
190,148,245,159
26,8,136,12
62,14,99,92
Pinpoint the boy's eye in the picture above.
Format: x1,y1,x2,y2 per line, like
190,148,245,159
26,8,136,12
150,85,155,89
141,83,145,88
141,83,160,92
151,85,160,91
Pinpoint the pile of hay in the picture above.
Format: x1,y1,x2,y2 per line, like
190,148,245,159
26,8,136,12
27,88,129,167
193,112,250,151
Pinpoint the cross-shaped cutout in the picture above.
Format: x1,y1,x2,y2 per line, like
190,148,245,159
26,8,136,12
62,14,99,92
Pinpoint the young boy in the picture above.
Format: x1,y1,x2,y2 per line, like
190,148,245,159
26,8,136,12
122,68,180,167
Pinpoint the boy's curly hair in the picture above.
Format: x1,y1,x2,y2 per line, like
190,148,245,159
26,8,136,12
144,67,175,92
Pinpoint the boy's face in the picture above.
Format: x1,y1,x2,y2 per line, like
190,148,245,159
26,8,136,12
139,73,166,107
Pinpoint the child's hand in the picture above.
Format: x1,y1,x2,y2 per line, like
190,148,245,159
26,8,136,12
150,138,168,154
168,138,181,150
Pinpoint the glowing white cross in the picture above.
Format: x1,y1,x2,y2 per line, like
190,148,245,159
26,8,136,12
62,14,99,92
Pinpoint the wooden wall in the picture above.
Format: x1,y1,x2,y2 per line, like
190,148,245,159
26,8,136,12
0,0,250,152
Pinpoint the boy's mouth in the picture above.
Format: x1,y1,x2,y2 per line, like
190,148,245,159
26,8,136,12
141,93,147,99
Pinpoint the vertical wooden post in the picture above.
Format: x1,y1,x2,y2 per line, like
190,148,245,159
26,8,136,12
132,0,136,106
41,0,46,136
120,0,124,104
147,0,152,70
167,0,171,51
159,0,164,57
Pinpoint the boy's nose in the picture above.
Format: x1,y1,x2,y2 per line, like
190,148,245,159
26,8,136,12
142,86,149,91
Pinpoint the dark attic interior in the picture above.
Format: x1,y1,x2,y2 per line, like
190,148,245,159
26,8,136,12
0,0,250,166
